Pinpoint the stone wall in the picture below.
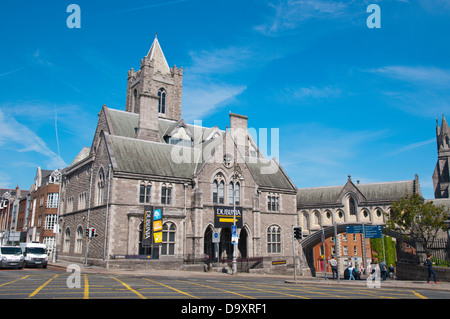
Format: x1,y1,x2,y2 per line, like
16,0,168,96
396,261,450,282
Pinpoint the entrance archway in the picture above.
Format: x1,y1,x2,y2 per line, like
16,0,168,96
220,228,232,259
238,227,248,258
203,226,214,262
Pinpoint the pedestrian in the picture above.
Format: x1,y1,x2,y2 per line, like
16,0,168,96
388,264,395,280
425,253,439,284
379,260,387,280
329,256,338,279
347,259,355,280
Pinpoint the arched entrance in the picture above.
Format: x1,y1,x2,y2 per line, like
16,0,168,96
220,228,232,259
238,227,248,258
203,226,214,262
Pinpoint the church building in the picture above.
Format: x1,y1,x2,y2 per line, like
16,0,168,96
57,36,298,272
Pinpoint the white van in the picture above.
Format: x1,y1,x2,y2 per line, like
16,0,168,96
0,246,24,269
20,242,48,268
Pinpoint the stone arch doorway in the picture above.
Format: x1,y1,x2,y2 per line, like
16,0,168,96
203,225,214,262
220,227,232,259
238,227,248,258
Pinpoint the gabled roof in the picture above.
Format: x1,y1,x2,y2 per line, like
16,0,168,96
297,177,420,208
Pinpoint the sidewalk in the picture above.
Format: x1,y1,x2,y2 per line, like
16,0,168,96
285,274,450,292
48,260,450,292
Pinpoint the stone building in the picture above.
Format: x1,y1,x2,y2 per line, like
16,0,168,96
58,36,298,272
297,175,421,273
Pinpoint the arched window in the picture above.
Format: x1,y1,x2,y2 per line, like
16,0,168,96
267,225,281,254
64,228,70,252
349,197,357,216
228,182,240,205
96,168,105,206
161,222,176,256
158,88,166,114
139,182,151,204
213,180,218,204
133,89,138,112
218,181,224,204
75,226,83,253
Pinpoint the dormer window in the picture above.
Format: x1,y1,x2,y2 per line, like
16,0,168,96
158,88,166,114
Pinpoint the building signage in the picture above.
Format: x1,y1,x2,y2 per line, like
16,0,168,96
214,206,243,228
142,206,164,246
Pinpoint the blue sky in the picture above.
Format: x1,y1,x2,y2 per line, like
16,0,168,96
1,0,449,200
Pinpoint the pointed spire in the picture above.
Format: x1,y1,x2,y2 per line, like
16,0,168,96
146,34,170,75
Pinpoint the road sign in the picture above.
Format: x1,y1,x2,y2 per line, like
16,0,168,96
212,232,220,243
364,225,383,238
346,225,383,238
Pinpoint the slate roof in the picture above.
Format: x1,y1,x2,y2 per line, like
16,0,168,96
103,107,296,191
297,178,420,208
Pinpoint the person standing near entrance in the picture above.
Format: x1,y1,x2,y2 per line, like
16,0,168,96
425,253,439,284
329,256,338,279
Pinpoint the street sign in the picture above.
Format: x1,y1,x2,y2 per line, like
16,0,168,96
345,225,383,238
364,225,383,238
346,225,363,233
212,232,220,243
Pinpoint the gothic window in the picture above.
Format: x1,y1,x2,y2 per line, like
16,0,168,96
96,168,105,206
218,181,224,204
161,184,172,205
267,225,281,254
75,226,83,253
161,222,176,256
139,182,151,204
213,180,218,204
158,88,166,114
133,89,138,112
349,197,357,216
63,228,70,253
228,182,240,206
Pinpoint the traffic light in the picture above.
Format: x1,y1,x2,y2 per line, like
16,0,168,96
293,227,302,240
86,228,98,238
90,228,98,238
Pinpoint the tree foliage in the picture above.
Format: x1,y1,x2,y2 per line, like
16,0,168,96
387,193,448,253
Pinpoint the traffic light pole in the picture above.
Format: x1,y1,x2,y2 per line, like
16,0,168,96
292,226,297,281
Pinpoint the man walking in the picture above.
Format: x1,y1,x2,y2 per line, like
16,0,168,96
425,253,439,284
329,256,338,279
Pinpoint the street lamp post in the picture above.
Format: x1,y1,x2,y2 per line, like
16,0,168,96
231,163,244,276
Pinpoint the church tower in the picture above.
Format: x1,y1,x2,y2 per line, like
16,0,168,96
125,35,183,141
433,115,450,198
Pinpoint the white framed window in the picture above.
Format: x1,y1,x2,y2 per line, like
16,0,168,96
63,228,70,253
267,225,281,254
47,193,59,208
44,214,57,230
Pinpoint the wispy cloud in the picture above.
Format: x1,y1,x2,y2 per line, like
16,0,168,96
287,86,342,100
369,66,450,87
254,0,350,35
0,109,67,168
366,65,450,116
388,138,435,156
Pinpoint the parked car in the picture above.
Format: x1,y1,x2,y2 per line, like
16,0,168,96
0,246,24,269
344,267,361,280
20,242,48,268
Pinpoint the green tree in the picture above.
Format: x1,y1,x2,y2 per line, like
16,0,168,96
387,193,448,254
370,236,396,266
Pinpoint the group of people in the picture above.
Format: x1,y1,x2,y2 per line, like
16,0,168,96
328,256,396,280
328,254,439,283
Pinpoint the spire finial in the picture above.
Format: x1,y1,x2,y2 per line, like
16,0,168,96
155,32,158,38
